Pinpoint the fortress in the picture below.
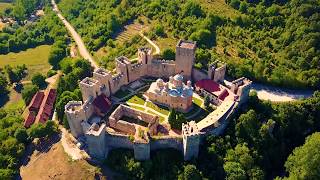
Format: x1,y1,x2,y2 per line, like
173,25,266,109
65,40,252,161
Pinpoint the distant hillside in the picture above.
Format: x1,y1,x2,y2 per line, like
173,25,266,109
57,0,320,89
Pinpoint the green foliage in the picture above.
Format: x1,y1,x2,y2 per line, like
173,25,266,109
21,84,39,105
168,109,187,130
13,0,45,21
162,48,175,60
106,148,183,180
0,73,9,97
0,7,68,54
14,127,29,143
282,132,320,179
153,24,165,37
204,95,210,108
0,114,26,178
4,64,27,83
46,69,57,77
27,120,59,139
31,73,46,89
190,29,215,48
48,41,68,69
178,165,203,180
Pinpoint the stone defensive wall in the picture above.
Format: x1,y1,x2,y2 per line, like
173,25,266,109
192,68,208,82
150,136,183,151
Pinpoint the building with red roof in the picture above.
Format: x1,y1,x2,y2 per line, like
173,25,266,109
195,79,231,105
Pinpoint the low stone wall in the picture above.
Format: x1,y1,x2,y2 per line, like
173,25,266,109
192,68,208,82
150,137,183,151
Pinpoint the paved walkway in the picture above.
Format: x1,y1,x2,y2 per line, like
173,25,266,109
51,0,98,70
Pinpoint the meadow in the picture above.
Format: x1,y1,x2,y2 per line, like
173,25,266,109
0,45,52,80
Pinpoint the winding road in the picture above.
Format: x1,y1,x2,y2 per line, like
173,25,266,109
51,0,98,70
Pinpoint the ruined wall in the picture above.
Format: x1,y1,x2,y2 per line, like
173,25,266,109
192,68,208,82
110,120,136,135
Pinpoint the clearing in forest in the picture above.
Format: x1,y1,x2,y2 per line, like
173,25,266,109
0,45,52,80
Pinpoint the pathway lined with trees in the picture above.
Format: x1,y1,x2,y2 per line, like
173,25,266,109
51,0,98,70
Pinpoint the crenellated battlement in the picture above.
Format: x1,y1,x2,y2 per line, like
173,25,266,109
112,73,124,82
65,101,83,114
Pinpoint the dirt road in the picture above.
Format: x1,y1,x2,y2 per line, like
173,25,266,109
51,0,98,70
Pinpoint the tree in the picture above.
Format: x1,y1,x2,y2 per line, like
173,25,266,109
162,48,175,60
31,73,46,89
190,29,215,48
14,128,29,143
204,95,210,108
283,132,320,179
154,24,165,37
0,75,9,97
21,84,39,104
178,165,202,180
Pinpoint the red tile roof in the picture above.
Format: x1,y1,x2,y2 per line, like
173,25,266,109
195,79,220,93
218,89,229,101
36,89,57,124
29,92,45,112
93,94,111,113
24,112,36,128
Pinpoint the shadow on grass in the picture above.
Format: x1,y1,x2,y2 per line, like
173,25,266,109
0,94,9,108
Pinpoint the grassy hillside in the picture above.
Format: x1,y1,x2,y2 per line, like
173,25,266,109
0,2,11,13
57,0,320,89
0,45,52,80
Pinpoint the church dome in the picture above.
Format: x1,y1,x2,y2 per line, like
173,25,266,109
174,74,183,81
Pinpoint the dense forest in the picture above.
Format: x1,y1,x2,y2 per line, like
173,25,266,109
57,0,320,89
106,91,320,180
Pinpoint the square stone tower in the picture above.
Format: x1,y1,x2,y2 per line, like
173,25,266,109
138,47,153,65
175,40,196,80
93,68,112,97
182,121,201,161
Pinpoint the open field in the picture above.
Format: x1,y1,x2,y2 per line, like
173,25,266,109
0,45,52,80
0,2,12,13
2,88,25,111
20,143,100,180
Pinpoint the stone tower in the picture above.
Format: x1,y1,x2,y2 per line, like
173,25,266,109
230,77,252,105
138,47,153,65
208,62,226,83
79,77,100,102
116,56,131,84
182,121,201,161
85,123,107,159
175,40,196,80
93,68,112,97
65,101,87,137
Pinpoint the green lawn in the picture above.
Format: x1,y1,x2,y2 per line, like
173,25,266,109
0,2,12,13
114,89,131,99
193,97,203,107
127,104,145,111
146,110,165,123
126,95,145,105
0,45,52,80
146,101,170,116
